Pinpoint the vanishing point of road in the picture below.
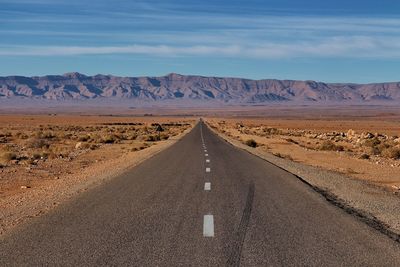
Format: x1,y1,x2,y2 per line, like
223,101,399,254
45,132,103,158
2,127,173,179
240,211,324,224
1,121,400,266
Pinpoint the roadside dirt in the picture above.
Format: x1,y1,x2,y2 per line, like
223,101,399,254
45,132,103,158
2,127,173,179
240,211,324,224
206,118,400,190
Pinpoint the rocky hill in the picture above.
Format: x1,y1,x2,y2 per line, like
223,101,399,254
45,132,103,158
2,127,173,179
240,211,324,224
1,72,399,104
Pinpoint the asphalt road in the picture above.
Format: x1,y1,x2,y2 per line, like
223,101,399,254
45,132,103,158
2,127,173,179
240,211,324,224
1,121,400,266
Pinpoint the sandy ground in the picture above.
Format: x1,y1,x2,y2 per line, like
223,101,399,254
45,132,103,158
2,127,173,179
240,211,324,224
0,115,194,236
207,120,400,237
207,118,400,190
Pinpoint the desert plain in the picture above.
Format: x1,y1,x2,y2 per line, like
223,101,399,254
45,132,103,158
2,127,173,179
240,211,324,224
1,105,400,236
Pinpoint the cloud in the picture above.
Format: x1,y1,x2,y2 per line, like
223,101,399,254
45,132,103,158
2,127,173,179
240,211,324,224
1,36,400,58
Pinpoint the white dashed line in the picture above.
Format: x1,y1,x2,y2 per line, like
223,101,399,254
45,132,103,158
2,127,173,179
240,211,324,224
204,182,211,191
206,159,210,163
205,154,209,157
204,150,207,152
206,167,211,172
203,215,214,237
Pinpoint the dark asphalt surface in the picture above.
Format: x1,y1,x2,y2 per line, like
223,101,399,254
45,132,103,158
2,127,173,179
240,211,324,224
1,121,400,266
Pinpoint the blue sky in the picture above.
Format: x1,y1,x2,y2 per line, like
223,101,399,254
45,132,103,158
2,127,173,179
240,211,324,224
1,0,400,82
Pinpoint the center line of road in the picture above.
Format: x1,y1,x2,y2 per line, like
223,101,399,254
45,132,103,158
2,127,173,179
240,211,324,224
206,159,210,163
205,153,209,157
206,167,211,172
203,215,214,237
204,182,211,191
204,150,207,152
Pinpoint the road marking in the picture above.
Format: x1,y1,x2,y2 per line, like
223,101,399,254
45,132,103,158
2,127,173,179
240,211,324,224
203,215,214,237
206,167,211,172
206,159,210,163
205,153,209,157
204,182,211,191
204,150,207,152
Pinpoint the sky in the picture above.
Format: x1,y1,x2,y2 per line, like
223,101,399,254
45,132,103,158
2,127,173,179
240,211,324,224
1,0,400,82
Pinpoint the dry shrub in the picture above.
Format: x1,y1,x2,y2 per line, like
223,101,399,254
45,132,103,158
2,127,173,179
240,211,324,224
26,138,49,149
160,133,169,140
359,153,370,160
245,139,258,148
0,131,12,137
381,147,400,159
78,135,90,142
0,151,17,163
319,140,344,151
15,131,29,139
145,135,160,142
101,134,118,144
36,131,56,139
263,127,282,135
50,146,72,158
363,137,381,147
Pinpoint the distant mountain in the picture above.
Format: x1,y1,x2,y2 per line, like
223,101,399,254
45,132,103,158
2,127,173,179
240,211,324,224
1,72,400,104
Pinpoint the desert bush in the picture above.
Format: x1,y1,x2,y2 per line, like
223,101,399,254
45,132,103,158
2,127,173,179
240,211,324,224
319,140,344,151
381,147,400,159
26,138,49,149
50,146,72,158
125,133,138,140
0,151,17,163
369,141,394,156
78,134,90,142
145,135,161,142
245,139,258,148
36,131,56,139
359,153,370,160
15,131,29,139
160,133,169,140
31,151,50,160
363,137,381,147
0,131,12,137
101,134,117,144
368,146,381,155
263,127,282,135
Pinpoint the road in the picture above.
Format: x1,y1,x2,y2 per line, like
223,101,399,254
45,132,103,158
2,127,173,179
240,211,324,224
1,121,400,266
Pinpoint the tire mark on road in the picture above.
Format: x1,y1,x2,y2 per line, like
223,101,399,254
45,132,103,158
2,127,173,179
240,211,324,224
227,182,255,267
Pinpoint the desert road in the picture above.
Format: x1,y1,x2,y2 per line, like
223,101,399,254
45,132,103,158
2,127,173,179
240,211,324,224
1,121,400,266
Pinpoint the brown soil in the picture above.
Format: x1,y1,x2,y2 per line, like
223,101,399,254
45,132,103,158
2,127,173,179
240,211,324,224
207,117,400,190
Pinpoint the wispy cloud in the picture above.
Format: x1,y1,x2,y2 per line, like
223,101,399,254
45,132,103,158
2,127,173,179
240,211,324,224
2,1,400,60
2,36,400,58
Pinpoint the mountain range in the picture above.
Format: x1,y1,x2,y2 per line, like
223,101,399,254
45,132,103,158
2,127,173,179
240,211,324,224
1,72,400,104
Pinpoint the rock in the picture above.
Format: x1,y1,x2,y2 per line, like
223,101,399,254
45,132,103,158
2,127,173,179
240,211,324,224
20,185,31,189
347,129,356,138
361,132,375,139
75,142,83,149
